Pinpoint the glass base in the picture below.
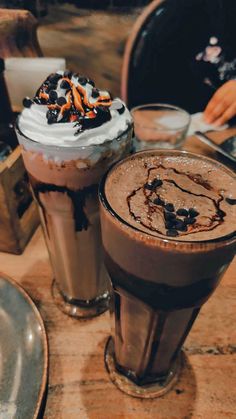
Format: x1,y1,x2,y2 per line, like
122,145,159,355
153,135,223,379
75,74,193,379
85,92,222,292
51,279,110,319
104,336,182,399
133,137,184,151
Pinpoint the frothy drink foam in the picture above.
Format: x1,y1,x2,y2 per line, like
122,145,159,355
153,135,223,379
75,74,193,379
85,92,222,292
105,151,235,242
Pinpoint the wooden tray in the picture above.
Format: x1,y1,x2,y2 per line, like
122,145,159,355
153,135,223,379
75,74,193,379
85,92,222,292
0,146,39,254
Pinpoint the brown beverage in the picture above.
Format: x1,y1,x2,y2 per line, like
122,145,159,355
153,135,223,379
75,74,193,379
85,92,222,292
99,150,236,397
16,70,132,318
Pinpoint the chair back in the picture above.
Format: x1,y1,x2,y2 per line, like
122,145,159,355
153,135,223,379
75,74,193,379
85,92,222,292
121,0,165,107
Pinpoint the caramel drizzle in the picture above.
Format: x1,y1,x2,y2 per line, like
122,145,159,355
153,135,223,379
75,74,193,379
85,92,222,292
38,76,112,122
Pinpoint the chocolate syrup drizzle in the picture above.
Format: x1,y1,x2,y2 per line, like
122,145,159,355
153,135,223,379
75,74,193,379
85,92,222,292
127,164,226,238
30,176,98,232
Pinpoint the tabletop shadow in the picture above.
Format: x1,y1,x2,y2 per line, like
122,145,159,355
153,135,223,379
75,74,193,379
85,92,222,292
80,337,197,419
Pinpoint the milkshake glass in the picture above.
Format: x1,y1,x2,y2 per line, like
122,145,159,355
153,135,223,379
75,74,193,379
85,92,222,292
16,70,132,318
99,150,236,397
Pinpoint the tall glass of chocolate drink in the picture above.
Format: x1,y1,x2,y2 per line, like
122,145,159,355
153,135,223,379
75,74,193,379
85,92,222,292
15,70,132,318
99,150,236,398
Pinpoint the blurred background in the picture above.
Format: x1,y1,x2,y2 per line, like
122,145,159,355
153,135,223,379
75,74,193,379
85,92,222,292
0,0,152,96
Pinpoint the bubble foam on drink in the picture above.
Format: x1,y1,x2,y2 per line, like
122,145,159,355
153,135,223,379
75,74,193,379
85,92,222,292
104,151,236,242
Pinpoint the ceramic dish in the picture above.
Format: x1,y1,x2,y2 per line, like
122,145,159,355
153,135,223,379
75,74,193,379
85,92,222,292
0,275,48,419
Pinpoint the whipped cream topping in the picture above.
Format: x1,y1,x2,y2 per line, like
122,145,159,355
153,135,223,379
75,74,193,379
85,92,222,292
19,70,132,147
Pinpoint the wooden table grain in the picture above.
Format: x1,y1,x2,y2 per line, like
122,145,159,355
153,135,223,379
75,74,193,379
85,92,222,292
0,131,235,419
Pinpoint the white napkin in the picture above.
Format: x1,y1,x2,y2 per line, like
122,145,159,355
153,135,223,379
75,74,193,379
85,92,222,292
187,112,228,136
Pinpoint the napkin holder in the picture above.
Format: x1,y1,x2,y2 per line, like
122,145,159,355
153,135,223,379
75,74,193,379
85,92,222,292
0,147,39,254
0,8,41,254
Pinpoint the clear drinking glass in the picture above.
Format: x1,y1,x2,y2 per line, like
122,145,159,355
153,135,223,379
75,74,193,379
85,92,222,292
99,149,236,398
131,103,190,151
16,121,132,318
5,58,66,111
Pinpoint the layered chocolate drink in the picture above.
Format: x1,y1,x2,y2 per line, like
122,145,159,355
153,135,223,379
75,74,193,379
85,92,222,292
99,150,236,397
16,70,132,318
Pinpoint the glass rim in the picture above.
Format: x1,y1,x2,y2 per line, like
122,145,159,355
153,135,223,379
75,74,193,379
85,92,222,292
99,149,236,247
5,57,66,70
131,103,191,132
15,115,133,152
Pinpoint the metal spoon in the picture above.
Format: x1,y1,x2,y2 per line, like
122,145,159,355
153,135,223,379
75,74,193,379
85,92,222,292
195,131,236,164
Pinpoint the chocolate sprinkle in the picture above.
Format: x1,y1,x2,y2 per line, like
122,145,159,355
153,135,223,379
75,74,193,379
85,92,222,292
33,97,42,105
165,221,174,229
91,88,100,98
64,70,72,79
47,83,57,91
57,96,67,106
176,208,189,217
78,76,87,85
153,197,165,206
88,79,95,87
49,90,58,102
75,106,111,132
48,73,62,83
217,209,226,218
165,203,175,212
22,97,33,108
167,229,179,237
185,217,196,225
164,212,176,221
60,79,71,90
189,208,199,218
144,179,162,190
46,109,58,124
144,183,154,190
153,179,163,188
117,104,125,115
175,220,188,231
226,197,236,205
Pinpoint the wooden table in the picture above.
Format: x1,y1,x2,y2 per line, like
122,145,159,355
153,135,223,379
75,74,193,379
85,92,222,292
0,131,235,419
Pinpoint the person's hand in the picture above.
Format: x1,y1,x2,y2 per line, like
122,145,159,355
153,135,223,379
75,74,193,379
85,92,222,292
204,80,236,126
